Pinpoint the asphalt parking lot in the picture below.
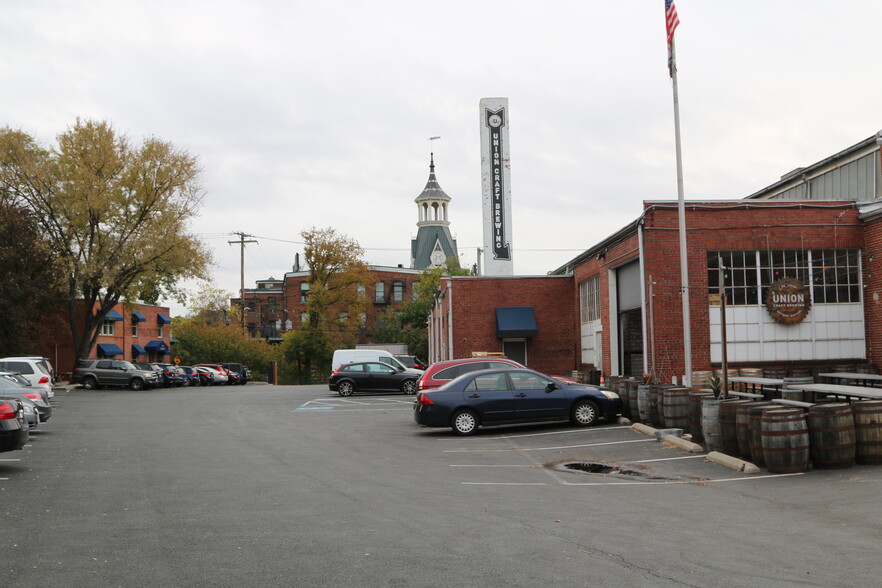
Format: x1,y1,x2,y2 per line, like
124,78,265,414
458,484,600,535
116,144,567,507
3,385,882,587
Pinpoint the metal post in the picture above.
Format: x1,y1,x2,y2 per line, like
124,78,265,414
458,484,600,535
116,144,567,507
229,232,257,336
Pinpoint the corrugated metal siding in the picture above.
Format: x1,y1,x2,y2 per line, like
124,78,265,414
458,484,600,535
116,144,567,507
769,153,876,201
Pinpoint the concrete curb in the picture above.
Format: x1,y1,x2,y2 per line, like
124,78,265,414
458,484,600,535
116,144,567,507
631,423,656,436
660,435,705,453
706,451,761,474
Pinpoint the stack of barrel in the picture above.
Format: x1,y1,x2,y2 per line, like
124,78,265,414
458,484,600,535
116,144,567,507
708,399,882,473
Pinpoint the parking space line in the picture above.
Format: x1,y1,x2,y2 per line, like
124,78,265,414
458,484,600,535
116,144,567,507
462,482,548,486
449,464,538,468
0,458,21,462
443,438,655,453
435,425,631,441
461,472,805,486
631,455,707,463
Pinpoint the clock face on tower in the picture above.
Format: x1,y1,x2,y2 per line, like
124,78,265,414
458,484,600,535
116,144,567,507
431,249,445,265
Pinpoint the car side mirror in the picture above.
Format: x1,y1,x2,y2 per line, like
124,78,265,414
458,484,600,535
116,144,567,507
545,383,559,392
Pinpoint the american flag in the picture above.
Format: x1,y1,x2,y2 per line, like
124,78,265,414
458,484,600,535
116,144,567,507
665,0,680,44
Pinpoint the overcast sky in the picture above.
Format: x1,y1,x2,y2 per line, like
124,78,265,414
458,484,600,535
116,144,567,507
2,1,880,315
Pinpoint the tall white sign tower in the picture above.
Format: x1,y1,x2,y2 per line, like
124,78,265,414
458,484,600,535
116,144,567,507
480,97,514,276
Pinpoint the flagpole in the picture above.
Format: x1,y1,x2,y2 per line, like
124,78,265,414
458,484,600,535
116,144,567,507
670,36,693,386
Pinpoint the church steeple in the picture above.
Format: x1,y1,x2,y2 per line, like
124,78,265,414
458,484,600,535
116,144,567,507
415,152,451,227
411,153,459,269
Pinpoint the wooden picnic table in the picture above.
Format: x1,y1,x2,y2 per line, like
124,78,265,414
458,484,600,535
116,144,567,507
791,383,882,402
818,372,882,387
727,376,785,394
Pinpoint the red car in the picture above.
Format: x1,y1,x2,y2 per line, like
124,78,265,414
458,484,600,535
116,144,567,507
417,357,579,391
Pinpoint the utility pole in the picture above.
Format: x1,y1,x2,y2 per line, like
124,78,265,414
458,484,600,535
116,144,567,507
229,232,257,335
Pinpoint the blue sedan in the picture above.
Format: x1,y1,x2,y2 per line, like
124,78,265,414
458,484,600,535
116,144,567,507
413,368,622,435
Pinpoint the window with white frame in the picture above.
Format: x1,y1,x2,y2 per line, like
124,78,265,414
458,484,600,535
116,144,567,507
412,281,420,300
158,323,164,338
99,320,115,336
131,322,138,337
300,282,310,303
579,275,601,323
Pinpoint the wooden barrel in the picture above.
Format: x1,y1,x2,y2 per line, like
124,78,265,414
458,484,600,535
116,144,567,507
661,387,690,432
627,380,641,423
763,367,787,379
637,385,652,423
788,367,812,378
691,370,713,389
701,397,723,451
853,400,882,465
761,409,810,474
616,379,631,419
806,403,855,469
719,399,748,456
739,367,763,378
689,392,714,443
736,402,775,459
748,404,780,466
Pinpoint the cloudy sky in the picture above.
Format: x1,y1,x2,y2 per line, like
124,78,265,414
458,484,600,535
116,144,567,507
2,1,880,315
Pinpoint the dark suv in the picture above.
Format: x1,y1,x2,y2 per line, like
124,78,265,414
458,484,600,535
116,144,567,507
71,359,161,390
220,363,251,385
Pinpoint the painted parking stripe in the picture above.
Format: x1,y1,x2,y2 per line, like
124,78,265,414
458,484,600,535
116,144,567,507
631,455,707,463
461,473,805,486
0,458,22,462
436,425,632,441
443,438,655,453
295,407,334,411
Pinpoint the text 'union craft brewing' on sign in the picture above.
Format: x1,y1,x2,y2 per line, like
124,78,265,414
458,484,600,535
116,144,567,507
480,97,513,276
765,277,812,325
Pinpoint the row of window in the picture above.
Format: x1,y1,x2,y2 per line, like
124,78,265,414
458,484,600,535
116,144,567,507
708,249,861,306
577,248,862,321
100,321,164,338
299,281,419,304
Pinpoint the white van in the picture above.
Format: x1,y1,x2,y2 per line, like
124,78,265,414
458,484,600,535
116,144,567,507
331,349,424,374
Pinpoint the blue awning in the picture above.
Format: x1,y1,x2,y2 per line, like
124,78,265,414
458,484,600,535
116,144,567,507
157,313,171,325
97,343,124,356
495,306,538,338
132,311,147,323
145,340,169,354
131,344,146,356
99,309,124,321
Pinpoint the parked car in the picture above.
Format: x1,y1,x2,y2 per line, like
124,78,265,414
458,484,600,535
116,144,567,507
0,395,39,429
417,357,579,392
0,383,52,423
220,363,251,385
413,367,622,435
394,355,427,371
0,371,34,388
328,361,419,396
194,366,228,385
194,364,237,384
71,359,161,390
0,357,53,397
0,398,28,453
331,349,421,374
178,366,202,386
152,363,187,387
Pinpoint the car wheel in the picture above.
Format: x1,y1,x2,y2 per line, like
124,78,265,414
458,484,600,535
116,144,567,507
129,378,144,391
182,378,190,387
82,376,98,390
337,381,355,396
401,379,417,395
451,409,480,436
571,399,599,427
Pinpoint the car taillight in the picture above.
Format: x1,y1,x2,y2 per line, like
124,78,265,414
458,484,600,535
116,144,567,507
331,367,341,377
0,402,15,419
38,376,49,384
416,393,434,406
23,393,41,401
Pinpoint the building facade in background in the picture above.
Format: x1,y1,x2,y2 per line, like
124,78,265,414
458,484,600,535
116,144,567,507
431,131,882,383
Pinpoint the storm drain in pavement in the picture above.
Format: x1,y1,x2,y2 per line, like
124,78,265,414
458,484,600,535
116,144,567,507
551,461,697,482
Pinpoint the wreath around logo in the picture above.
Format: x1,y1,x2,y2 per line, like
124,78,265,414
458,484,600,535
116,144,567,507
765,277,812,325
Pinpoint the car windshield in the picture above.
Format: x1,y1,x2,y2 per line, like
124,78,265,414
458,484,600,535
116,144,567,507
0,374,27,388
120,361,138,370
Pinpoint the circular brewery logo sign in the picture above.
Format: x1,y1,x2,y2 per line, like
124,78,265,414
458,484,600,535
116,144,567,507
765,277,811,324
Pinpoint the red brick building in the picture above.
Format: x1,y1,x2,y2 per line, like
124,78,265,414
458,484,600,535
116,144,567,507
429,132,882,383
40,302,172,373
231,265,424,343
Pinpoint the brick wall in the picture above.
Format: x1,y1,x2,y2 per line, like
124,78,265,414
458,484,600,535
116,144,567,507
433,276,577,376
